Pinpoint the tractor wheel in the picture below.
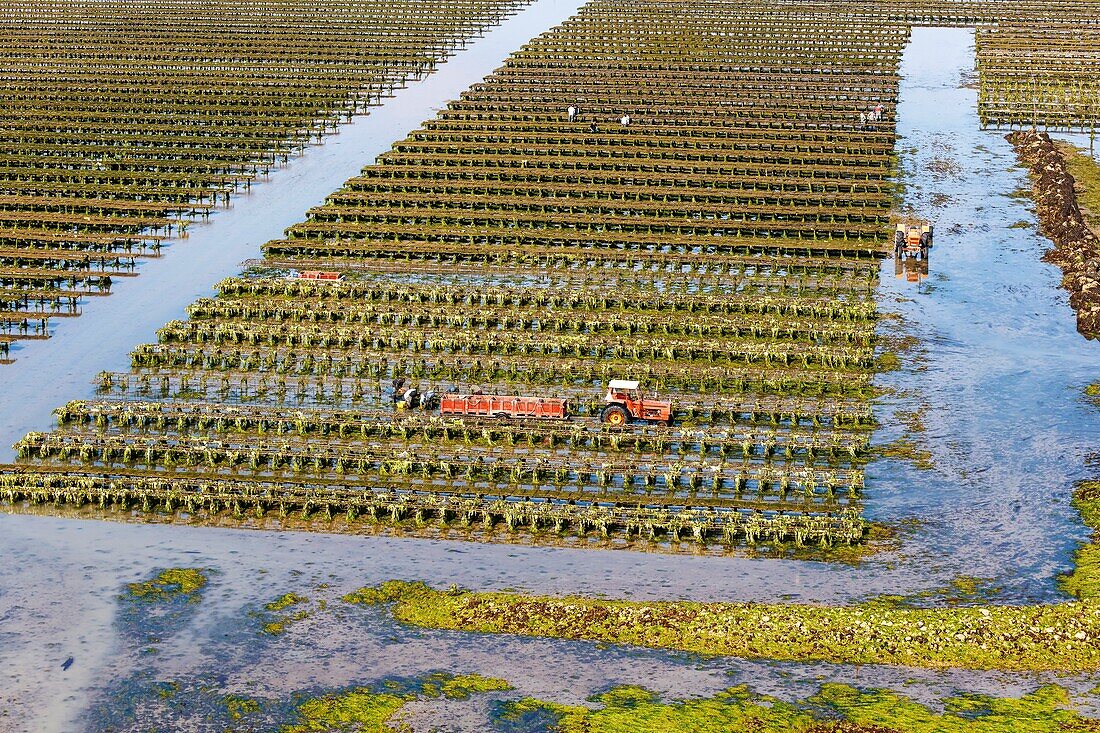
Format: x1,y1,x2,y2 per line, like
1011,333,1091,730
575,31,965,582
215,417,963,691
600,405,629,426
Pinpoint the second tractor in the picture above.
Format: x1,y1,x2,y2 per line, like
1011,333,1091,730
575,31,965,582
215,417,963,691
894,221,933,259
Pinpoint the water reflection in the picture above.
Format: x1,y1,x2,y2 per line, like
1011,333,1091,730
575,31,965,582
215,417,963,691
895,250,931,285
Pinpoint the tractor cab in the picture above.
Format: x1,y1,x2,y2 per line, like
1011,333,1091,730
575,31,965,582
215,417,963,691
601,379,673,426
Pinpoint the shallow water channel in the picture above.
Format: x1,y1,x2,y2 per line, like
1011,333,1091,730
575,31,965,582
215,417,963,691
0,22,1098,733
867,26,1100,601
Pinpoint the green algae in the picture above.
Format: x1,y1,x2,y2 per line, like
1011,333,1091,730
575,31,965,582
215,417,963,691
255,592,313,635
895,405,928,434
342,579,433,606
501,684,817,732
1086,383,1100,397
779,522,897,564
877,404,934,469
947,575,995,597
356,581,1100,672
861,576,1001,609
499,682,1100,733
223,694,261,721
153,681,180,700
267,592,309,612
814,682,1098,732
125,568,207,602
1060,481,1100,601
281,673,511,732
283,690,408,732
875,352,902,372
879,437,934,469
262,611,312,636
1057,142,1100,227
420,672,512,700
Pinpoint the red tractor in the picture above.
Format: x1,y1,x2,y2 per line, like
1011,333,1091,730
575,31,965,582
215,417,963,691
600,379,673,426
894,221,932,260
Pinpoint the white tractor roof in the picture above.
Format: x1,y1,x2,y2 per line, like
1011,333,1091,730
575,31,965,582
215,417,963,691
608,379,640,390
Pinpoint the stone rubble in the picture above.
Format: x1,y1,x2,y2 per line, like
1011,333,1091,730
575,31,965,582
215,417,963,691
1006,130,1100,337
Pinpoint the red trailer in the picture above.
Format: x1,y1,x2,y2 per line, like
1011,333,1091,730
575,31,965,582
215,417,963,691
440,393,570,420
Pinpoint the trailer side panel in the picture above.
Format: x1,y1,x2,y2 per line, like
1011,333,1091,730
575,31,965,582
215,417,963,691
440,394,569,419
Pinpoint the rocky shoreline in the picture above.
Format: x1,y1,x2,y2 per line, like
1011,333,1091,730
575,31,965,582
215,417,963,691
1006,130,1100,337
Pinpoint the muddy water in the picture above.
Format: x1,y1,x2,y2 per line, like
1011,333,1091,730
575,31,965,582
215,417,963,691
2,22,1100,733
0,0,586,464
